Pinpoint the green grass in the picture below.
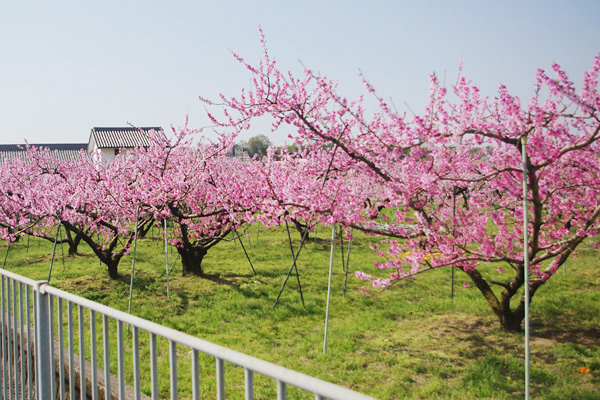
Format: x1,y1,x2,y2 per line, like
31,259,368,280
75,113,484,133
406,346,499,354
2,224,599,399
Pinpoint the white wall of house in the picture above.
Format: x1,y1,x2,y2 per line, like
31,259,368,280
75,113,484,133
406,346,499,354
100,148,116,164
88,142,117,166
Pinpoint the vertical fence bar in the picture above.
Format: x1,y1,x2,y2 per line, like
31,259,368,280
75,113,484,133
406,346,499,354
7,278,14,400
90,310,98,400
12,280,19,400
68,301,75,400
103,315,110,400
49,295,56,400
19,283,26,400
216,358,225,400
133,326,141,400
79,305,86,400
150,333,158,400
169,340,178,400
191,349,200,400
118,321,125,400
277,380,287,400
26,285,33,400
244,368,253,400
1,276,6,400
35,282,52,400
58,298,65,400
33,288,37,399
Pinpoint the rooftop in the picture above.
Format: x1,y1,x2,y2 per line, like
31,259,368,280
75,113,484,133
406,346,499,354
89,127,163,149
0,143,88,164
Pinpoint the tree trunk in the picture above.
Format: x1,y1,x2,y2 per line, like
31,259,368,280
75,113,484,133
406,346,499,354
106,259,119,279
291,219,310,240
67,233,83,256
498,311,524,332
463,266,526,332
178,246,207,276
137,219,154,238
97,250,122,279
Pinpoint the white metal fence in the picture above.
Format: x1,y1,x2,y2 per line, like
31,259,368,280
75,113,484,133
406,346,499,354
0,268,377,400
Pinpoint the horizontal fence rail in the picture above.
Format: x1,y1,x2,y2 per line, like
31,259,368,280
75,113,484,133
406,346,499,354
0,268,377,400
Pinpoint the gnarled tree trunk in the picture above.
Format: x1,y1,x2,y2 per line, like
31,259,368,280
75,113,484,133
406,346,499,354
463,266,534,332
177,246,208,276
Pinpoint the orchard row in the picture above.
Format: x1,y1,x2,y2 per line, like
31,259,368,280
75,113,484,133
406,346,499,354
2,41,599,331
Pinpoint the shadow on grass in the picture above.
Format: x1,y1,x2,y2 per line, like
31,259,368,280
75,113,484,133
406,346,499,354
201,272,254,286
533,319,600,347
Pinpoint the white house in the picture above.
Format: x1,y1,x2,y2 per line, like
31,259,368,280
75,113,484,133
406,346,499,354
87,127,163,164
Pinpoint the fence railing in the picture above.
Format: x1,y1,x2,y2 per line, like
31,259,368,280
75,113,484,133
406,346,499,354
0,268,377,400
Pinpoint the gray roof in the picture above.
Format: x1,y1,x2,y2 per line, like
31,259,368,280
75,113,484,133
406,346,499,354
89,127,163,149
0,143,88,165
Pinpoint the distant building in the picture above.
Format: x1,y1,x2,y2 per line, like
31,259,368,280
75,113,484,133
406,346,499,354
87,127,162,164
0,126,163,166
0,143,88,165
226,144,250,162
0,126,254,166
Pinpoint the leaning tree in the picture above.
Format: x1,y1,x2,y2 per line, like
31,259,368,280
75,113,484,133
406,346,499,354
205,35,600,331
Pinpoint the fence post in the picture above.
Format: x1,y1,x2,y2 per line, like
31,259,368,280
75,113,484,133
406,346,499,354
35,280,52,399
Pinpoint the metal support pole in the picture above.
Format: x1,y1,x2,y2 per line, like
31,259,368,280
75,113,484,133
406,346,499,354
273,221,310,308
233,228,256,275
164,218,170,299
343,228,353,300
285,220,305,304
521,136,530,400
2,242,9,269
256,223,260,247
128,206,141,317
247,225,252,250
339,227,345,272
451,187,456,300
47,222,61,282
168,254,180,274
35,281,52,399
59,224,65,270
323,224,336,355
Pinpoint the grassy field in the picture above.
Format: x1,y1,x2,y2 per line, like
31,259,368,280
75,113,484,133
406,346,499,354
2,223,599,399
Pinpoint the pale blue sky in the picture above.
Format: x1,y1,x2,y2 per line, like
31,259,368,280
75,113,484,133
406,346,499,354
1,1,598,146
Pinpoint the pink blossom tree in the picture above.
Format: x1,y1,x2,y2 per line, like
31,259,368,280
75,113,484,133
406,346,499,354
0,146,86,254
0,145,155,278
0,129,269,278
115,126,269,276
206,35,600,331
